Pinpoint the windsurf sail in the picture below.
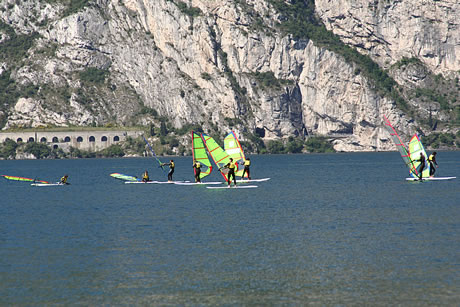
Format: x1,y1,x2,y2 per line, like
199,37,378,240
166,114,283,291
408,134,431,179
1,175,49,184
191,131,212,180
382,115,418,177
110,173,140,182
201,133,234,182
142,135,165,171
223,131,247,178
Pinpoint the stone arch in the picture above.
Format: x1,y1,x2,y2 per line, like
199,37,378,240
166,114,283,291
5,138,10,142
113,135,120,142
89,136,95,142
40,137,47,143
77,136,83,142
53,145,59,150
101,136,108,141
52,137,59,143
28,137,34,142
17,138,23,143
64,136,71,142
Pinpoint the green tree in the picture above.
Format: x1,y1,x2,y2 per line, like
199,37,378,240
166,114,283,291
267,140,285,154
24,142,51,159
0,139,18,158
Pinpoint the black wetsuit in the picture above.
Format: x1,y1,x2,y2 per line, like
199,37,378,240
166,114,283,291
417,155,426,180
241,160,251,179
193,162,201,182
166,162,175,181
225,161,237,186
428,154,437,176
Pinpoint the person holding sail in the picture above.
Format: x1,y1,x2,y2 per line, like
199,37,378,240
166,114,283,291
416,153,426,181
240,157,251,180
193,159,201,183
223,158,237,187
161,159,175,182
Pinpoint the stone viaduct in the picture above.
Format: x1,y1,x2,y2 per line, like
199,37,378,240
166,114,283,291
0,130,144,151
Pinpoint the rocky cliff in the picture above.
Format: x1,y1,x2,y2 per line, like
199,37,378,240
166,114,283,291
0,0,458,151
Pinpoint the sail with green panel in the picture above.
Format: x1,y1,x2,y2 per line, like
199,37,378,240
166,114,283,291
408,134,431,179
201,133,233,182
223,131,247,178
192,131,212,179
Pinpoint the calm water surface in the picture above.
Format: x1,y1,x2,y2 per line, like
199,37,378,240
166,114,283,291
1,152,459,305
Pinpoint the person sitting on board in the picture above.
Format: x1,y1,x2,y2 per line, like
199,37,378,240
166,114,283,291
240,157,251,180
142,170,150,182
193,159,201,183
428,152,438,177
161,160,175,182
223,158,237,187
60,175,69,185
416,153,426,181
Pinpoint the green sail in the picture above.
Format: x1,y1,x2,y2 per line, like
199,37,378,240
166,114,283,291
110,173,140,181
408,134,431,178
192,131,212,179
223,131,247,177
201,133,232,182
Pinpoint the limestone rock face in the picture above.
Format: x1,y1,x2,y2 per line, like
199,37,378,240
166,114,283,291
315,0,460,76
1,0,457,151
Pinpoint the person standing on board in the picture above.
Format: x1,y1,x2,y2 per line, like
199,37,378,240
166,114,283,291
161,160,175,182
428,152,438,177
142,170,150,182
223,158,237,187
60,175,69,185
416,153,426,181
240,157,251,180
193,159,201,183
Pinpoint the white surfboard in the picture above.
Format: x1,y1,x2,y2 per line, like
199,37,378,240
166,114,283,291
125,180,190,184
174,181,223,186
237,177,270,183
406,176,456,181
207,185,258,189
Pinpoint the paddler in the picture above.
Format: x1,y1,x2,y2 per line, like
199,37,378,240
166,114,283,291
161,159,175,182
223,158,237,187
417,153,426,181
141,170,150,182
428,152,438,177
240,157,251,180
60,174,69,185
193,159,201,183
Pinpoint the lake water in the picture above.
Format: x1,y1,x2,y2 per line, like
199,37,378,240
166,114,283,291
1,152,459,305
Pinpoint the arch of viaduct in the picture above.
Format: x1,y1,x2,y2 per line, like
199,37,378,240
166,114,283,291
0,130,144,151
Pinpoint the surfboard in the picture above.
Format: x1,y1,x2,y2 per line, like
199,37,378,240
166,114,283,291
174,181,223,186
405,176,456,181
31,183,67,187
237,177,270,183
125,180,190,184
207,185,258,189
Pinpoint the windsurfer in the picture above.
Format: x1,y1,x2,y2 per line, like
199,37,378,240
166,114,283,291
240,157,251,180
417,153,426,181
161,160,175,182
428,152,438,177
60,175,69,185
142,170,150,182
223,158,237,187
193,159,201,183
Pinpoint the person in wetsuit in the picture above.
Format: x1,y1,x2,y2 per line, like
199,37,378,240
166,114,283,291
224,158,237,187
193,159,201,183
240,157,251,180
142,170,150,182
60,175,69,185
417,153,426,181
162,160,175,182
428,152,438,177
